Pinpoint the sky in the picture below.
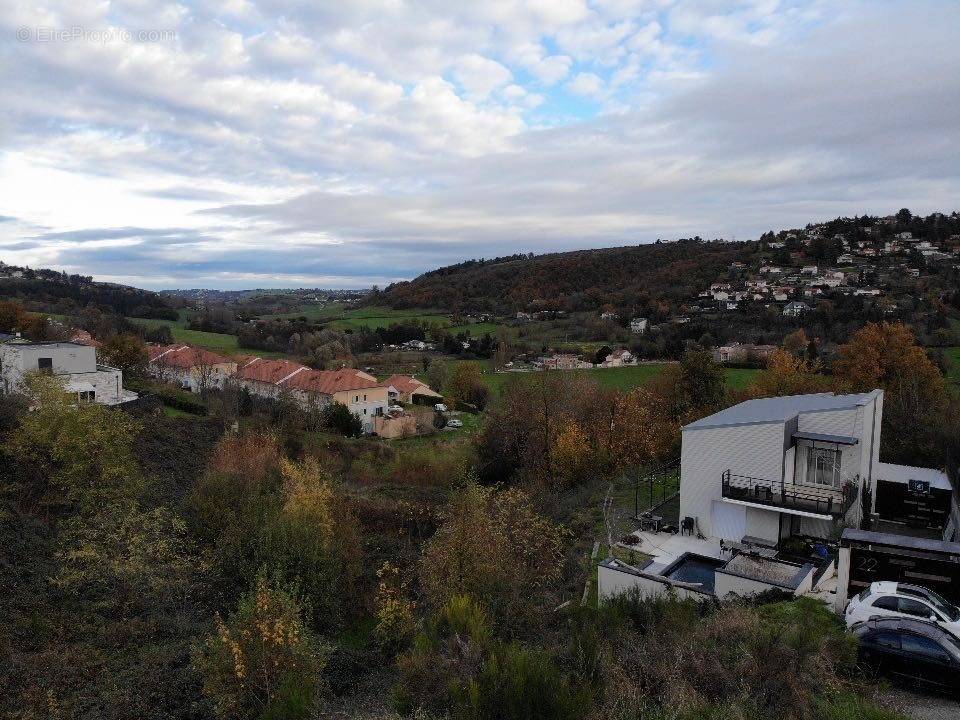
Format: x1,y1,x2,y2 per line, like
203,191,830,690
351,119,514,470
0,1,958,290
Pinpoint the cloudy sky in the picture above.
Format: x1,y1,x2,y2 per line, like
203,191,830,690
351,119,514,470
1,1,958,290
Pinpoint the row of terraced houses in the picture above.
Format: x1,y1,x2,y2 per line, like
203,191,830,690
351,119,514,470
146,344,439,434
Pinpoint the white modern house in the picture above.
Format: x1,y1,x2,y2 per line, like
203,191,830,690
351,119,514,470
0,339,137,405
598,390,952,605
630,317,648,333
679,390,948,545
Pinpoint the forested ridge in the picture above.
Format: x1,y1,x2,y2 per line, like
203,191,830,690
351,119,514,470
373,240,749,313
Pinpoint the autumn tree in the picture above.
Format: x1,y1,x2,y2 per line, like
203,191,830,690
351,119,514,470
420,482,565,627
0,299,26,333
649,346,726,424
99,333,149,379
748,349,830,399
444,361,489,409
833,322,958,465
426,359,450,393
606,387,681,470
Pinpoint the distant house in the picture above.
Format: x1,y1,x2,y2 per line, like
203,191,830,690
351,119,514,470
0,340,136,405
402,339,432,351
759,265,782,274
630,317,648,334
712,343,776,364
539,354,592,370
801,265,818,276
148,344,238,393
516,312,533,322
282,368,388,432
232,358,308,401
68,329,102,348
782,301,810,317
854,288,881,297
384,374,443,405
600,311,619,321
602,349,636,367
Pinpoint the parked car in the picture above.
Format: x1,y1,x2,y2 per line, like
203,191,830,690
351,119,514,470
846,582,960,635
851,617,960,692
446,418,463,428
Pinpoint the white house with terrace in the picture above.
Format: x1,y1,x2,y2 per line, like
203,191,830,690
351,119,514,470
679,390,949,546
598,390,952,604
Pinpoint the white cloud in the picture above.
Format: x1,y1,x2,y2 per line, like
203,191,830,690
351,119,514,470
0,0,956,288
566,71,605,97
452,54,513,99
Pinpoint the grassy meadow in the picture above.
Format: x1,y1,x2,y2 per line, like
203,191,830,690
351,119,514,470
259,302,509,337
479,363,760,396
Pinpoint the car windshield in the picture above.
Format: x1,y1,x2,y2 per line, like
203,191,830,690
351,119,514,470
910,587,960,621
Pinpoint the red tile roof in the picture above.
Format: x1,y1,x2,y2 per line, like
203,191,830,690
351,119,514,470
383,374,439,396
161,346,235,369
147,343,184,362
234,358,308,384
69,329,102,348
282,368,382,395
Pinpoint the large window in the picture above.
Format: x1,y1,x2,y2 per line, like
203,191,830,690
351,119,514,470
805,446,841,488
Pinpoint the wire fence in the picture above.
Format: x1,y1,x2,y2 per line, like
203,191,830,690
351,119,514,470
602,459,680,547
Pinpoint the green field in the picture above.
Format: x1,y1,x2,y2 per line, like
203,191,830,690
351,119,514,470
945,346,960,387
259,303,508,337
481,364,760,396
127,315,288,357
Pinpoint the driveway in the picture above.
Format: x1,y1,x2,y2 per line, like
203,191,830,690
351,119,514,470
878,688,960,720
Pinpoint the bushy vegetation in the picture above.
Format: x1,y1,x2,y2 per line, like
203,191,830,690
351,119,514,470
6,323,950,720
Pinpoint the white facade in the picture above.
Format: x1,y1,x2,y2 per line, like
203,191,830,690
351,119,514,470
629,317,648,333
0,340,136,405
678,391,886,545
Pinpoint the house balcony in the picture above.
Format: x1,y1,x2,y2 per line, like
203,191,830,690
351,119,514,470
721,470,858,519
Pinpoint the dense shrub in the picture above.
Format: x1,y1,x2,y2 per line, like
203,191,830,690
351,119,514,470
193,574,326,720
321,401,363,437
458,642,590,720
420,483,566,629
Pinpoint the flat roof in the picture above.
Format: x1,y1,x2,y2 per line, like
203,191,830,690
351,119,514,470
875,462,952,491
684,390,881,431
0,340,91,349
841,528,960,555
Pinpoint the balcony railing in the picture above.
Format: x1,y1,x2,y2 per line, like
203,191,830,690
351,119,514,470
721,470,858,518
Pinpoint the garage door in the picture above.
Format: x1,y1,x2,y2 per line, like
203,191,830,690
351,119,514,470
712,501,746,541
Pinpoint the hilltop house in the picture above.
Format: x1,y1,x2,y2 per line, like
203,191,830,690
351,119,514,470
383,374,443,405
678,390,950,546
782,301,810,317
630,317,648,334
148,344,238,392
0,340,136,405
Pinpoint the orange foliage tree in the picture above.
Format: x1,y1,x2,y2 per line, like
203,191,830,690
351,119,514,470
833,322,957,465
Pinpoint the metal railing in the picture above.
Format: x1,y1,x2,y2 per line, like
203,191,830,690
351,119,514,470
721,469,858,517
